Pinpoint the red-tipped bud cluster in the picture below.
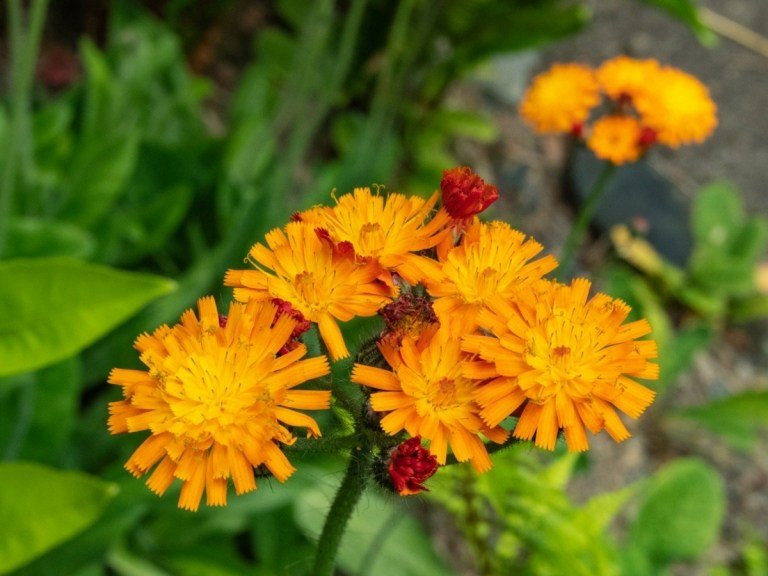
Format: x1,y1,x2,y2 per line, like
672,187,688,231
638,126,658,148
388,436,439,495
272,298,311,354
379,292,439,343
440,166,499,220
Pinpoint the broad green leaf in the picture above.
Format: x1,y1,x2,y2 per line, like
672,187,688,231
295,487,452,576
6,219,95,260
0,462,118,574
691,182,743,247
0,258,175,377
671,391,768,450
629,458,725,563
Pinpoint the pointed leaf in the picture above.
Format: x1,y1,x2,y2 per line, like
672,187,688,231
0,462,118,574
0,258,176,378
671,391,768,450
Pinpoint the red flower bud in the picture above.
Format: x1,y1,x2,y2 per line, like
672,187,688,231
638,126,658,148
272,298,311,354
440,166,499,219
388,436,439,495
379,292,439,344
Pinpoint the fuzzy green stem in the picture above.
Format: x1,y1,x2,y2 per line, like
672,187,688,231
313,439,375,576
558,163,616,280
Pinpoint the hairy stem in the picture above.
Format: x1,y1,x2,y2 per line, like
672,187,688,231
313,438,375,576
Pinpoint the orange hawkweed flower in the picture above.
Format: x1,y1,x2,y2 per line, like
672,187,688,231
108,297,331,511
298,187,449,284
520,63,600,134
597,55,661,103
225,222,392,361
352,320,508,472
462,279,658,452
424,220,558,325
634,66,717,148
587,115,645,165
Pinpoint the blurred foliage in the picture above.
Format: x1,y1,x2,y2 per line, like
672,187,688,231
0,0,755,574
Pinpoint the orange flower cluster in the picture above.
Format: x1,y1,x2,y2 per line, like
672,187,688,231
110,166,658,506
520,56,717,164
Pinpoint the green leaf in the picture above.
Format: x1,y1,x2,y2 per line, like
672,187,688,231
1,358,82,465
5,219,95,260
629,458,725,563
59,133,140,227
0,462,118,574
691,182,744,248
636,0,716,44
0,258,176,378
295,487,452,576
671,391,768,450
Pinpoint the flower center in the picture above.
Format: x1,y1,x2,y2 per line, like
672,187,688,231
430,378,459,409
358,222,386,255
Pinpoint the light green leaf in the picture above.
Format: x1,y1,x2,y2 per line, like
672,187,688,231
671,391,768,450
0,462,118,574
295,487,452,576
0,258,176,378
629,458,725,563
691,182,743,248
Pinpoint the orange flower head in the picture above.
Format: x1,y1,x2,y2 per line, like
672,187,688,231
462,279,658,452
520,63,600,134
297,187,449,285
352,320,508,473
224,221,393,361
108,297,331,511
634,66,717,147
587,115,645,165
597,55,661,102
424,220,558,324
440,166,499,220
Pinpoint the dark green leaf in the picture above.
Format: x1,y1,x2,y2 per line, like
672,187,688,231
0,463,118,574
3,358,82,465
629,458,725,563
5,219,95,260
0,259,175,377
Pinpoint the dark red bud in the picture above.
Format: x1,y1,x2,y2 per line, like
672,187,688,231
440,166,499,220
388,436,439,495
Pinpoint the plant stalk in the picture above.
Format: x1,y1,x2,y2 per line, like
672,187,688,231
558,162,616,280
313,438,375,576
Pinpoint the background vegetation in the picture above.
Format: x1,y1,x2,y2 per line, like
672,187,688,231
1,1,766,574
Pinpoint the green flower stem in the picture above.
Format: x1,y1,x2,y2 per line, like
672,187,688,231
557,162,616,280
313,437,375,576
